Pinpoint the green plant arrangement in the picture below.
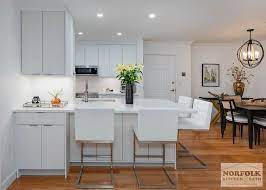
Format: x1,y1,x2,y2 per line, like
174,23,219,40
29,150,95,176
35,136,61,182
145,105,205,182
116,64,143,104
116,64,143,85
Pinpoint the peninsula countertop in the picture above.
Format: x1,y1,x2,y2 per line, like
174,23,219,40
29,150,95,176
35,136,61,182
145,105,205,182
13,98,196,114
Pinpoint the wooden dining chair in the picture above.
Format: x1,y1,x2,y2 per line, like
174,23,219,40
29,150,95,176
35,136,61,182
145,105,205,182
253,117,266,145
220,98,248,144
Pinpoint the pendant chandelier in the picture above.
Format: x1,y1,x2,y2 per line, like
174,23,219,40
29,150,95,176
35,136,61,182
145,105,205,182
237,29,264,69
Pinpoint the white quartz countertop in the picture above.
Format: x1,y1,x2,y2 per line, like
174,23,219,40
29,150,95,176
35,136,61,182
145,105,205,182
13,98,196,114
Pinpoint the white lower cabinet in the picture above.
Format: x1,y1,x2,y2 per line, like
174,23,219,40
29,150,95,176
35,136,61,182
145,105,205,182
15,125,42,169
41,125,65,169
15,113,68,176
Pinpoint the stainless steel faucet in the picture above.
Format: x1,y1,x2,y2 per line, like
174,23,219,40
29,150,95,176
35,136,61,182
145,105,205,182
83,80,89,102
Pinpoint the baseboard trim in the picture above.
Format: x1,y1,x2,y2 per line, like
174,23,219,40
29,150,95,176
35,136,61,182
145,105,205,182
1,170,17,190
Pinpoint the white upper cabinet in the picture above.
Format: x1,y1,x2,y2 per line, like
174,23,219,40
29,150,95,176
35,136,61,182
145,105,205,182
84,46,99,66
43,11,65,75
98,45,123,77
75,42,137,77
122,45,137,65
75,44,85,66
21,11,43,74
110,45,122,77
21,10,74,75
98,45,110,76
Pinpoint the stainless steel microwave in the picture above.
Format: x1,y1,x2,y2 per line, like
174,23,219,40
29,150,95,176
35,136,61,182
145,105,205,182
75,66,98,76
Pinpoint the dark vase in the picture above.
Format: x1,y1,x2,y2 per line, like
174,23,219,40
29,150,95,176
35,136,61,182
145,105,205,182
125,83,134,104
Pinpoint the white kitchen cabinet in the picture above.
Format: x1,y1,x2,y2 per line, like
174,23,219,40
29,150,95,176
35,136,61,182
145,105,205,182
98,45,122,77
75,44,85,66
43,11,65,75
75,43,137,77
110,45,122,76
15,112,69,177
21,11,43,74
15,125,42,169
85,46,99,66
21,10,74,75
123,45,137,65
98,45,109,76
42,125,65,169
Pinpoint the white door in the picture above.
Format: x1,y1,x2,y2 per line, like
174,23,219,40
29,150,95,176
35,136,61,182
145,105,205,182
144,54,176,101
41,125,65,169
43,11,65,75
15,125,42,169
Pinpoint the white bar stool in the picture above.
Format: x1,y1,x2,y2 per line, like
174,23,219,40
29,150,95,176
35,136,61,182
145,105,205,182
75,108,114,189
177,99,212,169
133,108,178,189
177,96,193,118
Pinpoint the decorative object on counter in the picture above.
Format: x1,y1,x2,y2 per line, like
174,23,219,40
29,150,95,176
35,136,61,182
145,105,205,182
116,64,143,104
49,88,63,107
237,29,264,69
202,63,220,87
23,101,68,108
227,63,253,97
32,96,41,104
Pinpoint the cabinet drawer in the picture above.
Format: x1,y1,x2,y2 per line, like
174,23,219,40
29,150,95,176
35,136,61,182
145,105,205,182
15,113,65,125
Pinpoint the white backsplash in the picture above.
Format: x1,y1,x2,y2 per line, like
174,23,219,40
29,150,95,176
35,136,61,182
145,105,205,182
76,76,121,93
25,76,75,103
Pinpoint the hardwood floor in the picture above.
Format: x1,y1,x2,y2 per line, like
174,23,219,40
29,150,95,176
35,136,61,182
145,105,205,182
8,124,266,190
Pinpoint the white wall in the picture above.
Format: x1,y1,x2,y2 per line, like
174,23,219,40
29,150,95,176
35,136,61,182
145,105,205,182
143,41,192,100
0,0,31,189
191,42,266,98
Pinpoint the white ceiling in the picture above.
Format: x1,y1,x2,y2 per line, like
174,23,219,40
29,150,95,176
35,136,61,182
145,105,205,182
17,0,266,42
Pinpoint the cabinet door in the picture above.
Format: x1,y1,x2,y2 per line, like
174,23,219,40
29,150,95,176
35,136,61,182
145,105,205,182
84,46,99,66
109,45,122,77
21,11,42,74
15,125,42,169
122,45,137,65
113,114,123,161
98,45,110,77
75,45,85,66
43,11,65,75
42,125,65,169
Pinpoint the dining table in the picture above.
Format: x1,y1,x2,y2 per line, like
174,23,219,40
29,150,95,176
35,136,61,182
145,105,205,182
235,103,266,149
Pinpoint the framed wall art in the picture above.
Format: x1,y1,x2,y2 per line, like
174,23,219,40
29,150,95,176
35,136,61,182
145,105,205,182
202,63,220,87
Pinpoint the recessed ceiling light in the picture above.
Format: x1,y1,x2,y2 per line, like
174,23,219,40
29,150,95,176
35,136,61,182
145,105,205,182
78,32,84,36
116,32,122,36
97,13,104,18
148,13,156,19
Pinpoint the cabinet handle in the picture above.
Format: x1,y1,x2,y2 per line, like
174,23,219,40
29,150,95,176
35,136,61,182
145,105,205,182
29,124,38,127
43,125,53,127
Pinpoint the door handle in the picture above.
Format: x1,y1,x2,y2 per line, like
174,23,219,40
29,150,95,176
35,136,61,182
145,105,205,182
170,89,175,92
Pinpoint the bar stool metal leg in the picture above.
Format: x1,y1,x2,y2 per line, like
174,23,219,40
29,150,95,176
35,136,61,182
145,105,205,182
133,133,176,189
76,142,114,189
176,142,207,169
